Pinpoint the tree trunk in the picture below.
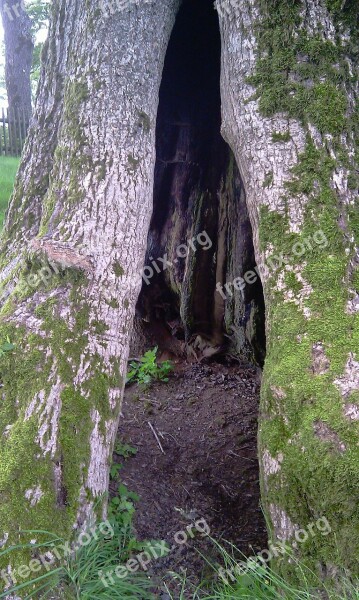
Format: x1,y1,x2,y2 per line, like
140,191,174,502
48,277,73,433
218,0,358,582
0,0,33,118
0,0,180,581
0,0,358,589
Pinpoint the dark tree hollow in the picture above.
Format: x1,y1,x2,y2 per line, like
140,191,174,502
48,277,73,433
136,0,266,366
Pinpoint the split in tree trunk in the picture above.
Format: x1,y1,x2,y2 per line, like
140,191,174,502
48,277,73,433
0,0,358,593
134,0,266,366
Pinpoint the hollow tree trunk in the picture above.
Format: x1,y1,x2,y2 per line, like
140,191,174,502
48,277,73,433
1,0,358,589
133,0,265,365
218,0,358,582
0,0,33,117
0,0,180,582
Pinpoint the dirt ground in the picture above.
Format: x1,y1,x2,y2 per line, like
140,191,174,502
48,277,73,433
111,359,267,597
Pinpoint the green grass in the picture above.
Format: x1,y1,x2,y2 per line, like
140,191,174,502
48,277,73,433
0,490,156,599
0,522,154,599
163,541,359,600
201,543,359,600
0,156,20,229
1,504,359,599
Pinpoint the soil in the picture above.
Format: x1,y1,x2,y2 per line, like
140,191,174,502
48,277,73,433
111,359,267,597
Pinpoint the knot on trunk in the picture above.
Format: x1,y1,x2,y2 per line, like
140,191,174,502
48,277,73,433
28,238,93,273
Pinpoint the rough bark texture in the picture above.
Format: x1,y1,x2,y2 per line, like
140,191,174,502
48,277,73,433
218,0,358,583
0,0,358,590
0,0,33,117
0,0,180,582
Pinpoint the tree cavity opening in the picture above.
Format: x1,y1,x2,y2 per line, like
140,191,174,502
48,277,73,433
121,0,268,569
135,0,266,366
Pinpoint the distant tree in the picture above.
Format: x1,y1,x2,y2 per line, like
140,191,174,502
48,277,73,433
0,0,33,117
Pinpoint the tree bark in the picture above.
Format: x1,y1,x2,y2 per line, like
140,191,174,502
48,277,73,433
218,0,358,582
0,0,358,589
0,0,180,581
0,0,33,117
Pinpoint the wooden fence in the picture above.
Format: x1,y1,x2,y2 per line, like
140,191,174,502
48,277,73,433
0,107,30,157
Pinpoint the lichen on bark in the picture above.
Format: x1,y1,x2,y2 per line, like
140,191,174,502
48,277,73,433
218,0,358,585
0,0,181,585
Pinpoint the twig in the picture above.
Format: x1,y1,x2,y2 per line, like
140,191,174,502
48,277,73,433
148,421,165,454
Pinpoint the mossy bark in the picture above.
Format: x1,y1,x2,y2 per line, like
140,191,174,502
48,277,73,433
0,0,357,591
218,0,358,585
0,0,180,587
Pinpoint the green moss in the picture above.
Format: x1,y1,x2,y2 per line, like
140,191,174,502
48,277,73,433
286,139,336,196
107,298,119,309
136,110,151,133
325,0,359,32
259,207,293,252
5,173,49,241
38,76,93,234
272,131,291,143
63,78,89,144
283,271,303,294
253,0,359,583
58,387,92,511
127,154,140,171
0,323,71,576
91,319,109,335
112,261,124,277
248,2,354,136
0,275,118,576
262,170,274,188
306,82,347,135
347,171,359,190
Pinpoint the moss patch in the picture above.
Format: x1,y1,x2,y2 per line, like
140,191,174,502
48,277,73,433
252,0,359,584
112,262,124,277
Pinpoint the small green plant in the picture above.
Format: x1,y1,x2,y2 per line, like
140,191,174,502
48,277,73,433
110,462,122,480
0,337,15,357
110,443,137,480
126,346,173,387
108,484,169,572
108,483,140,530
114,441,137,458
